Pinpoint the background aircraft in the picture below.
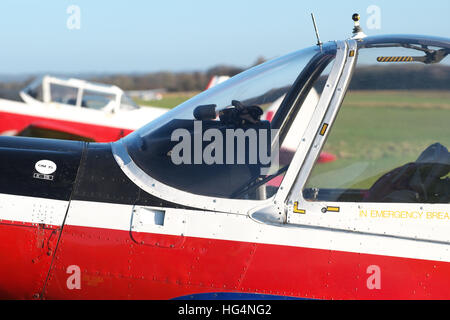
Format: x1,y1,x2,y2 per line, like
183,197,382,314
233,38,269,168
0,75,167,142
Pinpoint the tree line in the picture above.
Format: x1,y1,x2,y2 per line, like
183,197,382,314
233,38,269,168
0,62,449,101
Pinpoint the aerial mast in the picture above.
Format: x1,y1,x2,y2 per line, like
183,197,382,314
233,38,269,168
311,13,323,48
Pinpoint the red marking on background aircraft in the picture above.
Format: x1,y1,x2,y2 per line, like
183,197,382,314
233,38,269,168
0,75,166,142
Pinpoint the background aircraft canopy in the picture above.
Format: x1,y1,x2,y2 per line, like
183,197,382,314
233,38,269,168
21,75,140,112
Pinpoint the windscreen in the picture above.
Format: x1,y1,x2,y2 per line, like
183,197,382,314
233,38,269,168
123,43,337,199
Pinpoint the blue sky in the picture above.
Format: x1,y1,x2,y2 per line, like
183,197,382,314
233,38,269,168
0,0,449,74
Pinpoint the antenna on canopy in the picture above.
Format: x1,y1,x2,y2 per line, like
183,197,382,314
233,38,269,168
311,13,323,48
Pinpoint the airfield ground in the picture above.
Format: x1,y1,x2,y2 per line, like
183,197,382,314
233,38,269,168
310,91,450,189
136,92,198,109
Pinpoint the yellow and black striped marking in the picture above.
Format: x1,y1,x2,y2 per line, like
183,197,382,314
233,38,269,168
377,56,413,63
319,123,329,136
293,202,306,214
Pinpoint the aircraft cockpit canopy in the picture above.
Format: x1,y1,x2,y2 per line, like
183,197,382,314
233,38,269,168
123,43,338,200
121,35,450,205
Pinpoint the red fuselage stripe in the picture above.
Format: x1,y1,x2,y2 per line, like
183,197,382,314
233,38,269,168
0,110,133,142
9,224,443,299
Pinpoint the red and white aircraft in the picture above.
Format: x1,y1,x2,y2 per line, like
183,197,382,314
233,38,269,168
0,75,167,142
0,19,449,299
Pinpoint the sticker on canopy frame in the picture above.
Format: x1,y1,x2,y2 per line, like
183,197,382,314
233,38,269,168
33,173,54,181
35,160,57,175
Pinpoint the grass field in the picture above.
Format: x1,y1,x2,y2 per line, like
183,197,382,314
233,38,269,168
136,92,198,109
307,90,450,189
138,90,449,190
343,90,450,110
